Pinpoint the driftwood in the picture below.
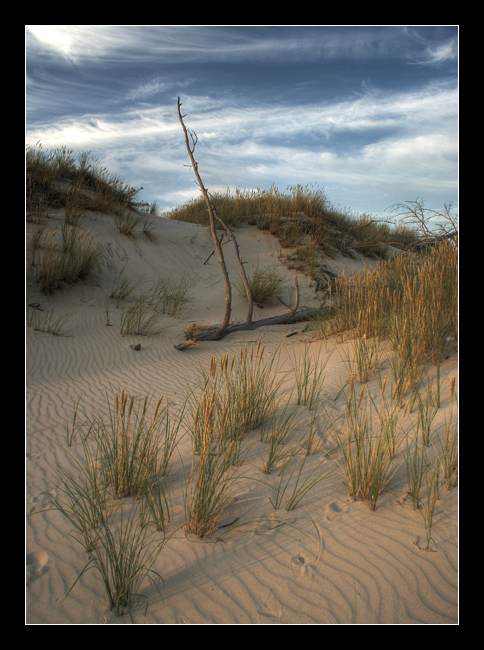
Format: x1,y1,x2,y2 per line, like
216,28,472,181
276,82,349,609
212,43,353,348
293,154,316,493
174,308,322,350
415,230,458,250
174,275,322,350
174,98,322,350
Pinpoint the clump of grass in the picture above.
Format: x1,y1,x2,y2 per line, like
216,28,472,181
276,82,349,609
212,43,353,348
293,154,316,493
323,238,457,384
27,305,72,335
184,415,240,538
165,183,416,259
329,380,398,510
119,296,165,336
118,274,189,335
289,344,333,409
261,399,302,474
115,205,143,237
110,264,189,327
109,263,146,307
417,458,441,551
69,497,166,617
270,453,335,511
236,265,285,305
86,389,168,499
147,275,189,317
403,428,429,510
52,436,167,617
31,222,101,294
437,377,458,489
51,388,190,617
191,341,282,452
26,142,142,218
343,329,382,384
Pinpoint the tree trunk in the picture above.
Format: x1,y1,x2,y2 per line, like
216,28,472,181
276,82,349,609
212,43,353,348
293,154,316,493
177,98,231,339
175,97,324,350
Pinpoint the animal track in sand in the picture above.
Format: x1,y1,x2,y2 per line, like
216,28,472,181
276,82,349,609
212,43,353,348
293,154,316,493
28,489,57,516
257,588,283,619
323,499,349,521
26,550,49,585
290,553,316,578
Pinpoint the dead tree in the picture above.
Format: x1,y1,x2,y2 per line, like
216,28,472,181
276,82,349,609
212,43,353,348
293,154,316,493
174,98,320,350
177,97,232,340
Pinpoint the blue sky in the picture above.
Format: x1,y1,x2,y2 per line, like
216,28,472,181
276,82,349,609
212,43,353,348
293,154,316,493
25,25,458,220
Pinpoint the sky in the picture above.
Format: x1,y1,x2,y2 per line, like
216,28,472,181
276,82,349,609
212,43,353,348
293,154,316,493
25,25,459,221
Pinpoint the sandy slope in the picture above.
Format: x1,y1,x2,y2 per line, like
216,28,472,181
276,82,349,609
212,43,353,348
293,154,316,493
26,210,458,624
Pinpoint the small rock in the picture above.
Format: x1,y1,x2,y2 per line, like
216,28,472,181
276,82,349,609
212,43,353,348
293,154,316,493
133,343,142,351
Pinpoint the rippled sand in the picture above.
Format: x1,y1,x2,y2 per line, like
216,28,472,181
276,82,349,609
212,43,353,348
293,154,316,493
26,211,458,624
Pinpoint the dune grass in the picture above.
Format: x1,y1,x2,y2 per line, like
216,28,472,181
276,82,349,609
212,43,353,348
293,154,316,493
313,239,457,388
328,379,400,511
27,143,142,218
52,388,188,615
191,340,282,454
184,426,240,539
27,305,72,335
165,183,417,264
289,344,333,410
30,221,102,294
110,265,189,335
236,265,285,305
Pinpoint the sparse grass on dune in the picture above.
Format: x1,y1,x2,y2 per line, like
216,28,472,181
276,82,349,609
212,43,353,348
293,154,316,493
30,221,102,294
236,265,285,305
190,340,282,455
313,238,457,386
50,328,457,618
164,183,418,263
26,143,142,218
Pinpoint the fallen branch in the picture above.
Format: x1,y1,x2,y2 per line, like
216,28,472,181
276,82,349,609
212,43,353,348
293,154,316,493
175,308,322,348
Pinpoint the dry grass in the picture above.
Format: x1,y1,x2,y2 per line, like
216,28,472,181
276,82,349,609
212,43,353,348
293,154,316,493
313,239,457,388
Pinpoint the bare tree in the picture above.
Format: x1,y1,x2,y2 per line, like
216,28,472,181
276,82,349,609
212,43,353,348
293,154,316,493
177,97,233,340
390,197,458,248
174,98,320,350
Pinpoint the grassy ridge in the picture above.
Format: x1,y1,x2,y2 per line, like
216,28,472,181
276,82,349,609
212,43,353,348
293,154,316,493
164,183,419,259
26,142,143,219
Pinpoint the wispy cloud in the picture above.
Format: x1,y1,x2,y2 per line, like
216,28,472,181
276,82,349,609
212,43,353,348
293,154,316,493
27,25,456,67
26,80,457,213
25,26,458,215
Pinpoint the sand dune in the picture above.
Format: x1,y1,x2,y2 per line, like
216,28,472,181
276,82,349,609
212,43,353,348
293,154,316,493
26,210,458,624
